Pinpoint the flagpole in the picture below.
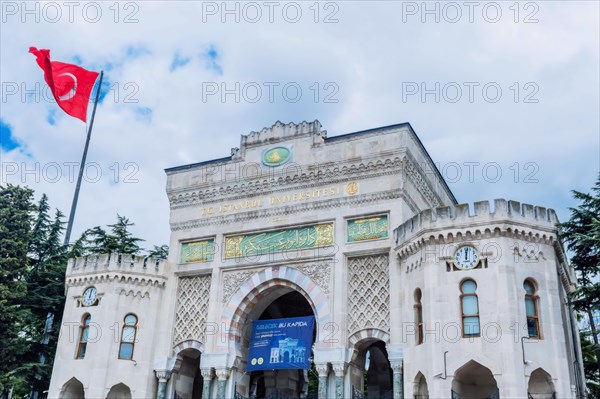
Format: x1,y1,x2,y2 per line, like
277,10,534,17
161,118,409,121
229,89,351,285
63,70,104,245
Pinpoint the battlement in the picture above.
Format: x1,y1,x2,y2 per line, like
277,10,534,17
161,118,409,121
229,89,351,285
394,199,559,246
240,120,326,147
67,253,167,277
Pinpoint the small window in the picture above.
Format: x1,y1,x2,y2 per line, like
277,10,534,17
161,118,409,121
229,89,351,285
76,314,91,359
460,279,480,337
524,279,541,338
414,288,424,345
119,314,138,360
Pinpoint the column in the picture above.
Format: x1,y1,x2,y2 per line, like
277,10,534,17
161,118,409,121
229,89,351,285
390,361,404,399
316,363,329,399
155,370,172,399
332,363,346,399
201,368,214,399
215,368,230,399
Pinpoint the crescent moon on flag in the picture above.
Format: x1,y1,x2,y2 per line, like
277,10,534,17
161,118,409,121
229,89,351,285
57,72,78,101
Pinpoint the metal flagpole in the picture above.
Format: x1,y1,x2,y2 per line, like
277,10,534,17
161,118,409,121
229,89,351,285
63,70,104,245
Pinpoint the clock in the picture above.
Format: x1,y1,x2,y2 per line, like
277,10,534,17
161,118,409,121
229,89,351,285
453,245,479,270
82,287,97,307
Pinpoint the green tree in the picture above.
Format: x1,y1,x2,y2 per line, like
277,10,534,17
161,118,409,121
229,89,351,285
0,185,35,395
560,175,600,396
72,214,144,256
106,215,144,254
147,244,169,259
22,203,68,397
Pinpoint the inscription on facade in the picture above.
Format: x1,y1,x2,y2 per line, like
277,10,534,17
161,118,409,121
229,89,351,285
180,239,215,263
224,223,334,259
347,215,389,242
200,183,359,216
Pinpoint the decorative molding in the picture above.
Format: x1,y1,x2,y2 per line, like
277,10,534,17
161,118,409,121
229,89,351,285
168,155,405,209
118,288,151,299
67,273,166,288
403,157,441,208
171,189,404,230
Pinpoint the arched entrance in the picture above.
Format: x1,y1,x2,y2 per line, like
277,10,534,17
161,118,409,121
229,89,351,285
413,372,428,399
106,383,132,399
60,378,85,399
171,348,204,399
528,368,555,398
451,360,498,399
351,339,393,399
243,290,317,399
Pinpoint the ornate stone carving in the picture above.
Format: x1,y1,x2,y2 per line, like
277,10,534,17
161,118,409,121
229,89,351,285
222,269,262,302
295,263,331,294
155,369,172,381
403,158,441,208
173,275,211,344
171,189,404,230
347,254,390,334
331,362,346,376
168,155,406,209
215,368,231,380
315,363,330,377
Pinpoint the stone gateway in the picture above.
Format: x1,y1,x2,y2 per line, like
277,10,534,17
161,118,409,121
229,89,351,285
48,121,584,399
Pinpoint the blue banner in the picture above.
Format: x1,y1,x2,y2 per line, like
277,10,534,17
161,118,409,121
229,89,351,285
247,316,315,371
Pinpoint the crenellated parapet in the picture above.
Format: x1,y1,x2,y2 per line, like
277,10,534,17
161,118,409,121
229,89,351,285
240,120,326,147
66,253,168,283
394,199,559,248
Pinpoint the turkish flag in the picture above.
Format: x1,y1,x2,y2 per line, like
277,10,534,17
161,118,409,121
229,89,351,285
29,47,99,122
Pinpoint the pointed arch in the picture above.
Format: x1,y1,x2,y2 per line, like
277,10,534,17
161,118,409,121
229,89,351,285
106,383,131,399
219,265,332,356
60,377,85,399
528,368,555,398
452,360,498,398
413,372,429,399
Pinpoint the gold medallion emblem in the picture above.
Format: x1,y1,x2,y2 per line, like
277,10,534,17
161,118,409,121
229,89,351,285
346,181,359,195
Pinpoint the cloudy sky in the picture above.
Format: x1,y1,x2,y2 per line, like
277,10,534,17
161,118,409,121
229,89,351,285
1,1,598,249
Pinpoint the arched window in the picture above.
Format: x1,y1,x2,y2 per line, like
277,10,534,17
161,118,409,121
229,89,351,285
460,279,480,337
414,288,423,345
118,314,138,360
524,279,541,338
76,314,91,359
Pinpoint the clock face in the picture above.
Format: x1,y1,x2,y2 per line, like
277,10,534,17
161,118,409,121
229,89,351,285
82,287,97,306
453,246,479,270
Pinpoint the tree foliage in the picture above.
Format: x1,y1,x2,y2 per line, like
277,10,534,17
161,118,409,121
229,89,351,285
0,185,35,394
71,214,145,256
559,175,600,396
0,186,166,397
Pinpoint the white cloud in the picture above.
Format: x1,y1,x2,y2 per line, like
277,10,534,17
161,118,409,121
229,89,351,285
1,0,598,248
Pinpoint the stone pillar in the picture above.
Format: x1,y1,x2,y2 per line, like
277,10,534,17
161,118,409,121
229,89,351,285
316,363,329,399
155,370,172,399
215,368,230,399
390,361,404,399
201,368,214,399
332,363,346,399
